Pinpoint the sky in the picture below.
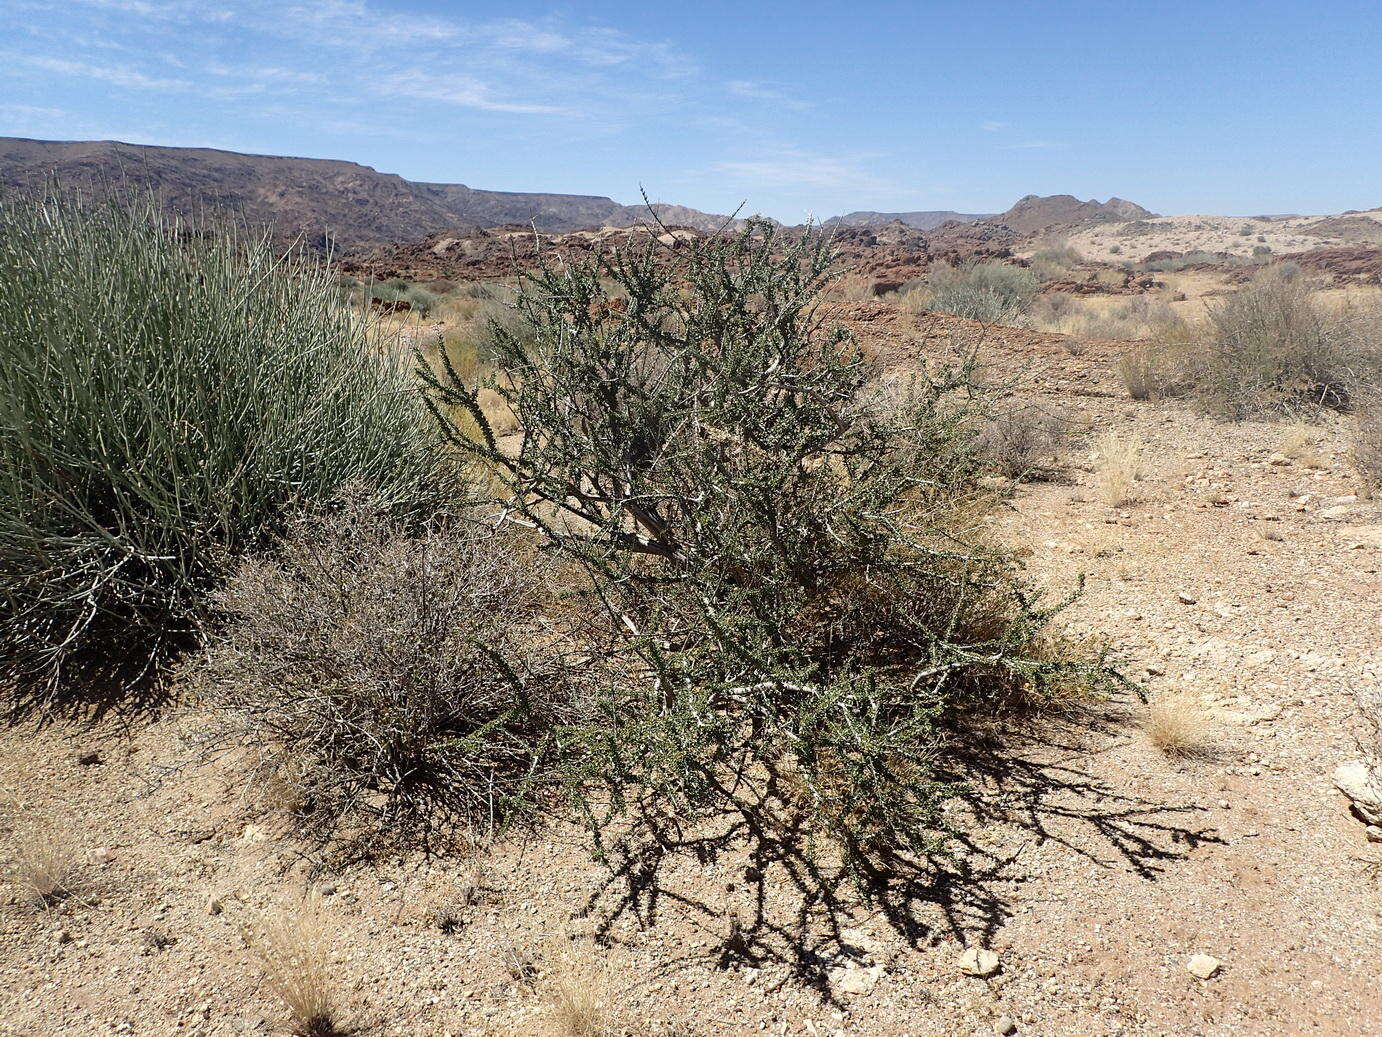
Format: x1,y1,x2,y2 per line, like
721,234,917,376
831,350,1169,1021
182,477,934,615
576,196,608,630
2,0,1380,222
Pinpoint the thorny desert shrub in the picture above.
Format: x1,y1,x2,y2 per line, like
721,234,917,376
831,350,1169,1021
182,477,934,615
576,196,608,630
0,193,450,700
422,219,1115,871
1192,266,1382,418
190,495,580,854
976,405,1068,479
916,260,1039,324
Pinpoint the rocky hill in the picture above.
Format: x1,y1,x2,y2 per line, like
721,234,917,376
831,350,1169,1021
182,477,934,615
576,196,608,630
985,194,1156,235
0,137,737,247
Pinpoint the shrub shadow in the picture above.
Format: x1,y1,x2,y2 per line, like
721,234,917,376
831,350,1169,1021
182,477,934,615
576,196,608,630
574,704,1221,1006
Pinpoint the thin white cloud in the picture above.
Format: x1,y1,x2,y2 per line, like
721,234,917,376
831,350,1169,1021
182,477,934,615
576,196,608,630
0,104,67,119
22,54,189,90
379,70,569,116
726,80,810,110
980,120,1007,132
713,148,892,193
1001,140,1059,150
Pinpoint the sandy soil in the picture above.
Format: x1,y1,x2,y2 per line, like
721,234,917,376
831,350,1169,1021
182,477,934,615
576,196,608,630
1036,210,1382,265
2,319,1380,1036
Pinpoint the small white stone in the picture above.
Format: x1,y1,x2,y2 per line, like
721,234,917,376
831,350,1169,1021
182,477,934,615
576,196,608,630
956,947,1001,977
1187,953,1221,979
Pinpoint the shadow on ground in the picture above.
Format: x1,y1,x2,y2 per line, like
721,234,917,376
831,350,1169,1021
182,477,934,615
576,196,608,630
575,706,1221,1006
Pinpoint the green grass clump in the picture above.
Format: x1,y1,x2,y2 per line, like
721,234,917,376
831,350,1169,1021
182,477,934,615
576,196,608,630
0,193,450,700
367,278,441,315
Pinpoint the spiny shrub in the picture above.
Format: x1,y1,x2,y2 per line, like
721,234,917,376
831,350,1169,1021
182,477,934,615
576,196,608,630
1192,266,1382,418
976,405,1067,478
191,494,580,854
421,221,1112,870
0,193,449,700
921,260,1038,324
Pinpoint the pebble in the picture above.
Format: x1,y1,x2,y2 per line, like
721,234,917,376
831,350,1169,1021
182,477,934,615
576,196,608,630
1187,954,1222,979
1177,592,1198,604
956,947,1001,977
994,1016,1018,1035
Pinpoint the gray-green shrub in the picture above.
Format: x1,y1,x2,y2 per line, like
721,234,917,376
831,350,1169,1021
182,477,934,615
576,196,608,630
421,221,1111,870
921,261,1038,324
1192,266,1382,418
0,193,449,698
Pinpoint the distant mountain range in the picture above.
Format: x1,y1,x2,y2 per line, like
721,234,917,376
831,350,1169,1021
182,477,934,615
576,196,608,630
0,137,1157,248
0,137,741,247
823,210,991,231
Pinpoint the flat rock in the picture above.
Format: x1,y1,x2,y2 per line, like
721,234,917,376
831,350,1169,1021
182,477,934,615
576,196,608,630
1333,762,1382,825
1187,953,1222,979
956,947,1001,977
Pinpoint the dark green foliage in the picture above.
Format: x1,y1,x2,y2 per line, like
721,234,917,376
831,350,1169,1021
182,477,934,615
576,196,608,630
421,221,1109,867
0,193,449,698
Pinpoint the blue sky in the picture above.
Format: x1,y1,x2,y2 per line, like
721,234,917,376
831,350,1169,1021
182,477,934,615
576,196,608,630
3,0,1380,221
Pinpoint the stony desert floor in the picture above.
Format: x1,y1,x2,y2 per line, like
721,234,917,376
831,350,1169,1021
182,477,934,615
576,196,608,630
1,315,1379,1036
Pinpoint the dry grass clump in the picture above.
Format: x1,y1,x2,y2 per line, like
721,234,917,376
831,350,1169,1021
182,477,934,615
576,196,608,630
3,815,79,907
543,940,612,1036
1142,691,1217,759
246,892,340,1037
190,493,582,855
1028,293,1186,341
976,405,1068,479
1352,394,1382,497
1281,425,1328,468
1093,433,1144,507
905,260,1038,323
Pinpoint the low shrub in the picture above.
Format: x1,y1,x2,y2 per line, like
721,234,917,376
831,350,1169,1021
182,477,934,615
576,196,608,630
0,193,451,700
422,220,1114,871
1353,394,1382,496
976,405,1068,478
191,495,579,853
918,260,1038,324
1191,267,1382,418
366,277,441,315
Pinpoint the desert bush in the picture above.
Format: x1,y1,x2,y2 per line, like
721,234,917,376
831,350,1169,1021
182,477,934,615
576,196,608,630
976,405,1068,478
1352,394,1382,496
191,495,577,853
421,220,1113,870
0,193,449,699
1191,266,1382,418
920,260,1038,323
1028,244,1084,282
366,276,441,315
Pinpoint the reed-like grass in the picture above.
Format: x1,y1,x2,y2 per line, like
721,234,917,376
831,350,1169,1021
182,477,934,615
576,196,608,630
0,192,450,700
